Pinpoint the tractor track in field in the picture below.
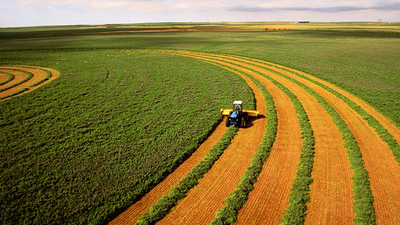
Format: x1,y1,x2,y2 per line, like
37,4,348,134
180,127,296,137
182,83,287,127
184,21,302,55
0,66,59,101
110,50,400,224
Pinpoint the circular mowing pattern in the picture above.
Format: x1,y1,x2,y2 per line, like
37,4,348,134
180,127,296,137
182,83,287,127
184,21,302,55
110,50,400,225
0,66,59,101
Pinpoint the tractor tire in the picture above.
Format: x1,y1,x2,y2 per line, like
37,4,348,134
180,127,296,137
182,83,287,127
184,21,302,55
225,116,230,127
240,116,247,128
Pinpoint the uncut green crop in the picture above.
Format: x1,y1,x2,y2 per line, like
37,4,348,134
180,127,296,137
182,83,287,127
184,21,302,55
1,23,399,225
0,50,254,225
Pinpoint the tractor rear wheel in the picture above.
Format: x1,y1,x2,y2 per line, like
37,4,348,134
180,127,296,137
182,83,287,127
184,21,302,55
241,116,247,128
225,116,230,127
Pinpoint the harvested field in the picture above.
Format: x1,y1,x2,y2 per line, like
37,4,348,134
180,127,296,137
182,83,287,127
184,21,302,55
109,120,228,224
0,65,59,101
158,65,267,224
110,50,400,225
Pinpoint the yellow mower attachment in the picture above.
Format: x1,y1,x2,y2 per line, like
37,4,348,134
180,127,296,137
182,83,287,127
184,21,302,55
221,101,259,128
220,108,259,117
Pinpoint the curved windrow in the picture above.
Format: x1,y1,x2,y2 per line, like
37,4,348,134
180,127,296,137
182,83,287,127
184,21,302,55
0,66,59,101
110,50,400,225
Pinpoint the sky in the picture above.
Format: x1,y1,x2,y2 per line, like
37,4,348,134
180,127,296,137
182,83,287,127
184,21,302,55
1,0,400,27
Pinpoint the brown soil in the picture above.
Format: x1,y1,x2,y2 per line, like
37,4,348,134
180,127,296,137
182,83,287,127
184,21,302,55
211,55,355,224
157,57,267,224
190,53,354,224
245,59,400,224
281,66,400,149
109,121,228,224
0,66,59,101
110,51,400,224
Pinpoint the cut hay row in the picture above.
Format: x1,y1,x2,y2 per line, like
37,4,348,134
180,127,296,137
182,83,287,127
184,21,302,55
195,53,355,224
111,50,400,224
157,65,267,224
0,66,58,101
0,69,32,93
110,121,229,225
237,57,400,165
228,55,400,224
175,52,306,224
190,51,400,224
1,52,256,225
135,126,238,224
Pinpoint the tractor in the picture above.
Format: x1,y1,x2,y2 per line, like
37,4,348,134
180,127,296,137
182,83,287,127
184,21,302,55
221,101,259,128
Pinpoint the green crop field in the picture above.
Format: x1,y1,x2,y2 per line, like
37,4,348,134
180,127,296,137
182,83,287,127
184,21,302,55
1,22,400,224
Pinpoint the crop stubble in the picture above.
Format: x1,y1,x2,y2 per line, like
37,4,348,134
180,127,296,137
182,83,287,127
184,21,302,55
264,63,400,224
111,51,400,224
180,52,306,224
109,121,228,224
158,61,267,224
0,66,59,100
212,54,400,224
214,56,355,224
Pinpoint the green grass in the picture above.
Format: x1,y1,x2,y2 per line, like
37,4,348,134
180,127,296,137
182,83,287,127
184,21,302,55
137,126,238,225
0,71,14,86
0,50,254,224
246,59,376,224
1,22,399,224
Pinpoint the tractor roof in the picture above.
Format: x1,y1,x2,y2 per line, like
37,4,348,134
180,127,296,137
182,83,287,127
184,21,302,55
233,101,243,105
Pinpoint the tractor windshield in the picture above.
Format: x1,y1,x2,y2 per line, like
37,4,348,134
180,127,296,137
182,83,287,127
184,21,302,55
233,104,242,111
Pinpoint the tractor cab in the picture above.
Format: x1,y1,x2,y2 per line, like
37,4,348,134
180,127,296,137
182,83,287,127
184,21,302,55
232,101,243,112
220,101,259,128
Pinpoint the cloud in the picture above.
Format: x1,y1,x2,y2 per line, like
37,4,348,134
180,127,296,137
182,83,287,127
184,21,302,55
13,0,229,12
230,1,400,13
2,0,399,27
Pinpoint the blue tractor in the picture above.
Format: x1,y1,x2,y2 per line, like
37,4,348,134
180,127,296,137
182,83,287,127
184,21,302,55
221,101,259,128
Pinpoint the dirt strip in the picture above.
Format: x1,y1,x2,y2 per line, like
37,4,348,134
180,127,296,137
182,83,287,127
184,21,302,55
232,64,303,224
248,60,400,224
180,53,303,224
191,53,354,224
109,121,228,224
283,65,400,149
158,60,267,224
202,54,355,224
244,58,400,154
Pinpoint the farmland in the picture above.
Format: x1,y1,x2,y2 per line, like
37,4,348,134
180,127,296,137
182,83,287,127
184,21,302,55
1,22,400,224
